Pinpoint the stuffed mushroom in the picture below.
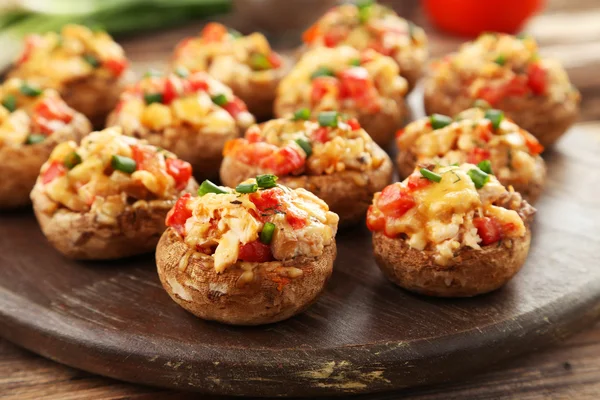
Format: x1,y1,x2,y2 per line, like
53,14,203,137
396,107,546,203
171,22,286,120
423,33,580,148
107,70,254,180
274,46,408,147
156,175,339,325
0,78,91,209
367,163,536,297
31,127,197,260
302,0,428,90
220,110,393,225
8,24,131,126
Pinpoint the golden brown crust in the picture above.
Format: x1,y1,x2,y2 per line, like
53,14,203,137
220,146,393,226
0,113,92,209
30,178,198,260
423,78,580,149
156,228,336,325
372,196,534,297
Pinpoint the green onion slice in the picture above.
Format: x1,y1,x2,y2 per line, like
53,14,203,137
64,152,82,169
467,168,490,189
260,222,276,244
494,54,506,66
420,168,442,183
83,54,100,68
310,66,335,80
2,94,17,112
235,182,258,194
144,93,163,105
249,53,272,71
198,180,227,196
211,94,228,107
111,155,137,174
484,108,504,130
25,133,45,145
430,113,452,130
293,108,311,121
256,174,278,189
349,58,361,66
477,160,493,174
20,83,42,97
318,111,339,127
356,0,374,9
295,138,312,157
174,66,189,78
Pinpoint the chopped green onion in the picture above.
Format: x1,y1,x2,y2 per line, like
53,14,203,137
310,66,335,80
349,58,361,66
358,5,371,23
236,182,258,194
356,0,374,9
256,174,278,189
318,111,339,127
25,134,45,145
198,180,227,196
293,108,311,121
249,53,272,71
420,168,442,183
174,66,189,78
467,168,490,189
260,222,276,244
228,28,243,38
111,155,137,174
494,54,506,66
144,69,162,78
64,152,82,169
211,94,228,107
473,99,491,110
484,109,504,130
83,54,100,68
2,94,16,112
295,138,312,157
144,93,163,105
430,113,452,130
477,160,493,174
20,83,42,97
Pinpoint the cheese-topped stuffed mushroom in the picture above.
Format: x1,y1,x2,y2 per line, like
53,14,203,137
0,78,91,209
8,24,131,126
220,110,393,225
424,33,580,148
274,46,408,147
156,175,339,325
302,0,428,90
171,22,286,120
31,127,197,260
396,107,546,203
107,70,255,180
367,164,536,297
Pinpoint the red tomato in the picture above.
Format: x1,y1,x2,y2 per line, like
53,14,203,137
33,98,74,134
338,67,370,99
346,118,361,131
42,161,67,184
249,188,284,213
311,127,330,143
476,76,528,106
18,35,41,64
473,216,502,245
285,205,308,230
323,26,348,47
162,76,180,105
187,73,209,92
104,58,128,77
130,145,155,171
406,174,432,191
302,23,321,44
223,97,248,119
245,126,263,143
260,145,306,176
238,241,273,263
165,193,192,234
267,52,282,69
366,205,385,231
377,184,415,218
311,76,340,104
521,130,544,155
424,0,544,37
201,22,228,42
527,63,547,95
166,158,192,191
467,147,491,164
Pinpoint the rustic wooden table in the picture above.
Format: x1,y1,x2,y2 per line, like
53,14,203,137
2,0,600,398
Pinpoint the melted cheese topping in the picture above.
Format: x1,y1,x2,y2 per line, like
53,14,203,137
180,180,339,272
397,107,543,184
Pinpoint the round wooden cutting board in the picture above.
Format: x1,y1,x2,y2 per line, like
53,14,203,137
1,122,600,397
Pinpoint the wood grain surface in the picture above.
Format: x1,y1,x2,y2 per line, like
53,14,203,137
2,0,600,398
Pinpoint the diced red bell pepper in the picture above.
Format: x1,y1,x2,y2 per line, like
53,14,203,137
238,240,273,263
477,76,528,106
311,127,330,143
201,22,228,42
33,98,74,134
527,63,547,95
42,161,67,184
406,174,432,191
104,58,128,77
131,145,155,171
467,147,491,165
377,184,415,218
249,188,284,212
165,193,192,235
311,76,340,104
323,26,348,47
285,205,308,230
520,130,544,155
302,23,321,44
366,205,385,231
267,52,282,69
473,216,502,245
187,73,209,93
223,97,248,119
162,76,180,105
346,118,361,130
338,67,370,99
166,158,192,191
260,145,306,176
245,125,263,143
